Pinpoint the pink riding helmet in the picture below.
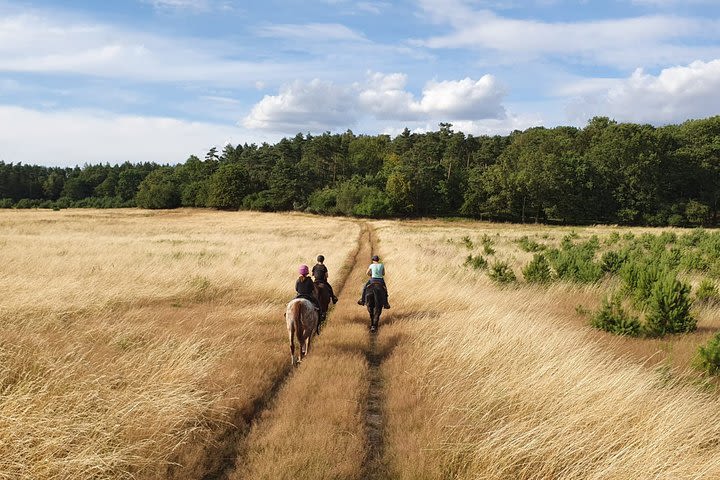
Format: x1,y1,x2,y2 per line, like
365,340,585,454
299,264,309,275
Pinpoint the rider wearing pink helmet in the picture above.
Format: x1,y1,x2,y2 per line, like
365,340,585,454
295,264,320,310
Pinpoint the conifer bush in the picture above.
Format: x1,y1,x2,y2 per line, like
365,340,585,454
488,260,516,284
464,254,487,270
523,254,552,284
645,273,696,336
591,294,641,337
548,237,602,284
516,236,545,252
695,278,719,303
600,250,626,274
694,332,720,376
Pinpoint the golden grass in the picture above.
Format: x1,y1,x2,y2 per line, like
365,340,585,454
229,224,374,480
377,220,720,479
0,209,358,479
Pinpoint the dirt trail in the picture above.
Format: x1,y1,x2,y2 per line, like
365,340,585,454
361,224,390,480
171,222,366,480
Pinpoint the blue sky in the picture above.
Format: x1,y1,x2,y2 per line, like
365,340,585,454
1,0,719,166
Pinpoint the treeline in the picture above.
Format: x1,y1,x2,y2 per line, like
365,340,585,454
1,116,719,226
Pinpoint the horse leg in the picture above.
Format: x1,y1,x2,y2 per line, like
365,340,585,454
289,329,295,366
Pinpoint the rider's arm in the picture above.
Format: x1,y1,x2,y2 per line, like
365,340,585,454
366,267,372,277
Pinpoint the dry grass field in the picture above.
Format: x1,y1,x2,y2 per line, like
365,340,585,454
3,210,720,479
0,209,359,479
376,219,720,479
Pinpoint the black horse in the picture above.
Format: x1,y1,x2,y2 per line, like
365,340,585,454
364,281,385,333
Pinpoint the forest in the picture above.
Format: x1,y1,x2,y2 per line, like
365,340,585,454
1,115,719,226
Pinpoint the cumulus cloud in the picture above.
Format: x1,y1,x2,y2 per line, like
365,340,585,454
564,59,720,125
244,72,508,132
0,105,273,167
242,79,357,131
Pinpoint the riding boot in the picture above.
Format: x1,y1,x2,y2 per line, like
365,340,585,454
357,285,366,306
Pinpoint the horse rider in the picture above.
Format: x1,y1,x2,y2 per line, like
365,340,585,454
312,255,338,304
296,264,320,311
357,255,391,309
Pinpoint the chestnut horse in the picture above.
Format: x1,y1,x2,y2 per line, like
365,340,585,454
365,281,385,333
314,281,331,335
285,298,318,365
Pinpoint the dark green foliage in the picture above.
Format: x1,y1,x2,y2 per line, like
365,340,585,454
3,116,720,221
0,198,13,208
352,189,391,217
516,236,545,252
696,279,719,303
547,237,602,283
645,273,696,336
461,236,474,249
694,332,720,376
464,254,488,270
522,254,552,284
600,250,626,273
135,168,181,209
620,258,666,308
488,260,516,284
481,234,495,255
207,163,249,210
591,295,641,337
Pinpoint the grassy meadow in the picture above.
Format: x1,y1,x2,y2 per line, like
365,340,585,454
376,220,720,479
3,210,720,479
0,209,359,479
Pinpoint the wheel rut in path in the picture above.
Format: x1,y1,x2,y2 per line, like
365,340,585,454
361,224,391,480
188,222,368,480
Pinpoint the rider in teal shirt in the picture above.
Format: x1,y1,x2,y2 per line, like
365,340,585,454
357,255,390,308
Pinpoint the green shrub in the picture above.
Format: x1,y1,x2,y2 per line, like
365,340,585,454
678,228,708,247
600,250,626,274
680,250,710,272
517,236,545,253
604,231,621,246
622,232,635,241
549,238,603,284
488,260,516,284
645,273,696,336
464,254,487,270
461,236,474,249
0,198,13,208
523,254,552,284
591,295,641,337
620,259,665,308
696,279,720,303
694,332,720,376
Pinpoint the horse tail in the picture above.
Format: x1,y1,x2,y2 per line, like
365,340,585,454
289,300,303,343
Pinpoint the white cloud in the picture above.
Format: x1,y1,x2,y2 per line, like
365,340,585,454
0,13,316,86
564,59,720,125
359,72,506,120
0,105,273,167
242,79,357,132
415,0,720,68
255,23,366,42
243,72,507,132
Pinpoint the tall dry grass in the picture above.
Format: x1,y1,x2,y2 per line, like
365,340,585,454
376,220,720,479
229,224,374,480
0,209,358,479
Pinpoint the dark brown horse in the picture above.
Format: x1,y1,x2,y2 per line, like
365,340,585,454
314,281,331,335
364,281,385,333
